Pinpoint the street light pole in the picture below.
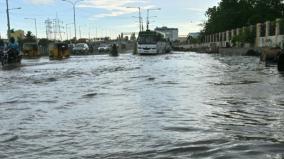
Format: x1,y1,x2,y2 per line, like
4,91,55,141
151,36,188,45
139,7,142,31
73,4,76,40
6,0,21,39
66,24,68,41
6,0,10,39
127,7,142,32
25,18,37,38
65,23,73,41
62,0,83,42
147,8,161,30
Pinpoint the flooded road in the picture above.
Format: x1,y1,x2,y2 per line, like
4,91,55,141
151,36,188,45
1,52,284,159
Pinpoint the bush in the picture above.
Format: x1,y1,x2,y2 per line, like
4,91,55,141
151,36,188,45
233,27,256,45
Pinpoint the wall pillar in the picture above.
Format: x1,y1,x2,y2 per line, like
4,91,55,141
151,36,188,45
276,18,281,36
256,23,262,38
265,21,270,37
236,28,240,36
226,31,230,42
207,35,210,43
256,23,262,48
208,35,210,43
231,29,235,39
242,26,246,34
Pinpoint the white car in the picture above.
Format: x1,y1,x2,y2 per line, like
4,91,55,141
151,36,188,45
73,43,89,54
98,44,111,52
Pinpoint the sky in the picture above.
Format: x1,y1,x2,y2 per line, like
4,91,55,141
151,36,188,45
0,0,220,39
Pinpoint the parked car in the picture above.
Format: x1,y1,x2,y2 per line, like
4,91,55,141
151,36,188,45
73,43,89,55
98,44,111,52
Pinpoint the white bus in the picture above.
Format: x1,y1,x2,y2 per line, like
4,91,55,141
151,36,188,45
137,30,171,55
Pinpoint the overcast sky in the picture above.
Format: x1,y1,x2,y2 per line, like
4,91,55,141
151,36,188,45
0,0,220,39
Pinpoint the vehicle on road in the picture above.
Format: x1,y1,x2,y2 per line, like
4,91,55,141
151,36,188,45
49,43,70,60
98,44,111,53
73,43,89,55
22,43,40,59
1,48,22,68
137,30,171,55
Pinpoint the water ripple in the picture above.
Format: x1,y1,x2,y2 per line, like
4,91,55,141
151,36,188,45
0,53,284,158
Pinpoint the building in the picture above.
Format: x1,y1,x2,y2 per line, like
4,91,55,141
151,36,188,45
154,27,178,42
10,30,25,41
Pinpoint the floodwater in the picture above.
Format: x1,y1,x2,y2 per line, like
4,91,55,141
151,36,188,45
1,52,284,159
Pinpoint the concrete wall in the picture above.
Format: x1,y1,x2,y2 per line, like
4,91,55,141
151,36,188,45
257,35,284,48
219,47,260,55
190,18,284,50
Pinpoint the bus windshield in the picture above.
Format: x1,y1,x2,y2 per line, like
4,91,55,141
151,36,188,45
138,35,157,44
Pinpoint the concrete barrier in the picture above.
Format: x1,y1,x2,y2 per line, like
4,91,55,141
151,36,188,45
219,48,260,56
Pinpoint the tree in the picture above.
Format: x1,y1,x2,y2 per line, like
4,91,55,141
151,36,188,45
38,38,51,47
203,0,284,34
10,29,15,33
24,31,36,42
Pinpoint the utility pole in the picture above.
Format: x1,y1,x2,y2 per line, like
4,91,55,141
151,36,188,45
25,18,38,49
139,7,142,31
88,25,90,40
45,18,53,39
5,1,21,39
62,0,84,42
6,0,10,39
79,25,81,39
65,23,73,41
95,27,97,39
25,18,38,38
66,24,69,40
147,8,161,30
73,4,76,39
127,7,142,32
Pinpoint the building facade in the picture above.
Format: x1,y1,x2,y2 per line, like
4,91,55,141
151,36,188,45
10,30,25,41
154,27,178,42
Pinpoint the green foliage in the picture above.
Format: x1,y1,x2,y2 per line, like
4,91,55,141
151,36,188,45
280,19,284,34
270,21,276,36
232,27,256,45
204,0,284,34
38,38,52,47
24,31,36,42
63,40,71,44
26,31,33,37
188,36,202,44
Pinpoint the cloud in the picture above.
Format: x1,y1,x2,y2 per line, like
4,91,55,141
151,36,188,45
79,0,154,19
186,7,207,12
174,21,204,35
25,0,55,5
